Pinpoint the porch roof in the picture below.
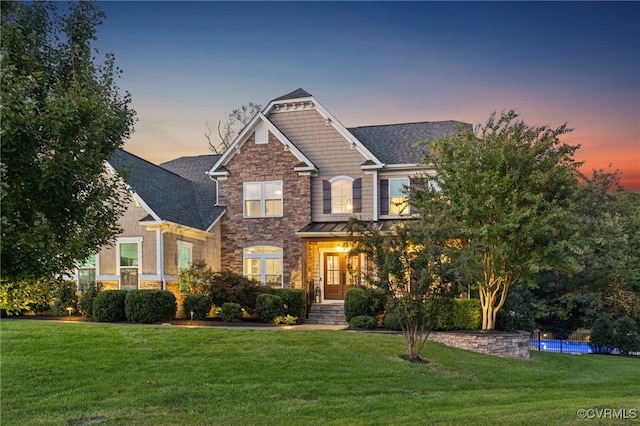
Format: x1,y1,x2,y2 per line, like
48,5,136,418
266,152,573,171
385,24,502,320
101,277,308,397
296,220,397,237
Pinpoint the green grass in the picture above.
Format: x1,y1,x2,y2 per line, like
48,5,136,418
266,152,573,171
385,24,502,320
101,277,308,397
1,320,639,425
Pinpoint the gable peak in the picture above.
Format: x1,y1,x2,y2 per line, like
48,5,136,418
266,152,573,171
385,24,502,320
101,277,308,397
271,88,313,102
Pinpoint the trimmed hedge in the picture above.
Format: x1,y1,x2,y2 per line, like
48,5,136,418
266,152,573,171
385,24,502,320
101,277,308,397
183,294,212,320
453,299,482,330
344,287,386,321
349,315,378,329
273,288,306,320
219,302,243,322
383,298,482,331
256,294,285,324
92,290,127,322
125,290,176,324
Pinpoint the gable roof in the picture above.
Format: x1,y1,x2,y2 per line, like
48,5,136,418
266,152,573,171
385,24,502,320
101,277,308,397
208,112,318,176
271,88,313,102
348,121,472,165
108,149,224,232
263,88,383,167
160,154,220,184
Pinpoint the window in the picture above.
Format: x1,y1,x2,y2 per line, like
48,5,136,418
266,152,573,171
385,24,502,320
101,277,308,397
77,254,97,292
332,179,352,214
243,181,283,218
323,176,361,214
243,246,283,288
118,240,140,290
389,178,409,215
177,241,193,270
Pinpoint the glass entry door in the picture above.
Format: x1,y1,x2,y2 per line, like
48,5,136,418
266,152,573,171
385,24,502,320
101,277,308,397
324,252,346,300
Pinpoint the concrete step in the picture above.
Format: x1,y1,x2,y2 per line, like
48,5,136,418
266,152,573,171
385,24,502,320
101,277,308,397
306,303,347,325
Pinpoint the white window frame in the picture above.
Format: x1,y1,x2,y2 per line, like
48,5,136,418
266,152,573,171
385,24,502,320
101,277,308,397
77,253,99,292
243,181,283,218
330,176,354,214
243,245,283,288
177,240,193,271
117,237,142,290
389,177,410,215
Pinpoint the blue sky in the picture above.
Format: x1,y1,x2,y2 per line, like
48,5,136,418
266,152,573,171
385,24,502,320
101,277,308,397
96,1,640,191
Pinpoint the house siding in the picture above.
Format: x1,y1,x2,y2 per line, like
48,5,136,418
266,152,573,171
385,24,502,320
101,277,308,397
217,131,311,288
268,109,374,221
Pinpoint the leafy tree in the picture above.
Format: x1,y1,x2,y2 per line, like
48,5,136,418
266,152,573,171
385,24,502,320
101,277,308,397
533,171,640,334
419,110,583,330
206,102,262,154
1,1,136,283
347,188,461,361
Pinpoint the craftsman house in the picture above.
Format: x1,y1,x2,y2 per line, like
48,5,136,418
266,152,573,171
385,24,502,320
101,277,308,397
208,88,470,302
75,88,470,308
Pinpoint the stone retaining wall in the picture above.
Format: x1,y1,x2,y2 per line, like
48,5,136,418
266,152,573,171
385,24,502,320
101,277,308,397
428,330,530,359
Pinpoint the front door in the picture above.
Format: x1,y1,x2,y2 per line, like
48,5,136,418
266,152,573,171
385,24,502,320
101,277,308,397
323,252,347,300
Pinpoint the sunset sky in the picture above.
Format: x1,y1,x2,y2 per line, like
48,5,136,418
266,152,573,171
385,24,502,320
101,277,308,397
96,1,639,192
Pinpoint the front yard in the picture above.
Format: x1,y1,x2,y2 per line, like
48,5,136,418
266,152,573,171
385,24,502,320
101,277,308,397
1,320,638,425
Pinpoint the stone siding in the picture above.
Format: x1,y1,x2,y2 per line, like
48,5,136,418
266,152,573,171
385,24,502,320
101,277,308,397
428,330,531,359
218,132,311,288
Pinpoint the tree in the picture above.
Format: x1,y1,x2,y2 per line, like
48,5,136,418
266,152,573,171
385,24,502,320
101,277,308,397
206,102,262,154
420,111,583,330
533,171,640,335
347,188,461,361
1,1,136,283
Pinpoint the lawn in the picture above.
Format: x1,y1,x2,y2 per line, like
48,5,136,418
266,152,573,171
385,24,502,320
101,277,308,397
1,320,638,425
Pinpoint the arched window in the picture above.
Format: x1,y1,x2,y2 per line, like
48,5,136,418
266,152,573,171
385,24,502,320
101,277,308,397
243,245,283,288
332,178,353,214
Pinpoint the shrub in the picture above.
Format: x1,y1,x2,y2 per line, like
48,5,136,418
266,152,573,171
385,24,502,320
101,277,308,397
453,299,482,330
92,290,127,322
613,317,640,355
78,282,102,318
349,315,377,329
219,302,243,322
274,314,298,325
273,288,307,320
590,316,614,354
344,287,387,321
51,281,78,314
0,280,52,315
125,290,176,323
383,307,402,331
256,294,285,324
183,294,211,320
427,298,456,331
209,271,263,310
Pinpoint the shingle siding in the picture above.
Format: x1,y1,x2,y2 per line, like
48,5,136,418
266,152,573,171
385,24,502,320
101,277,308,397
268,109,375,221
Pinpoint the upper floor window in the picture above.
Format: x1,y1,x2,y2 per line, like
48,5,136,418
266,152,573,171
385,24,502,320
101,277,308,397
332,177,353,214
323,176,362,214
380,178,411,216
77,254,97,292
118,238,141,290
244,181,283,218
177,240,193,270
389,178,410,215
243,245,283,288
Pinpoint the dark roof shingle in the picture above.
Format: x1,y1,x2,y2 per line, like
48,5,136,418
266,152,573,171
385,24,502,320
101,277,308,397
271,88,312,102
348,121,472,164
108,149,224,231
